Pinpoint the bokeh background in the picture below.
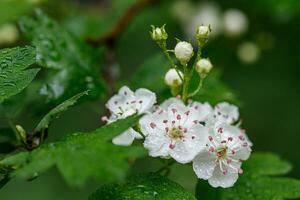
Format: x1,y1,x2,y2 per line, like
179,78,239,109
0,0,299,199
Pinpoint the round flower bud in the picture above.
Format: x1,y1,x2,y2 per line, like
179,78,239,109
196,58,213,75
174,41,194,64
151,25,168,42
196,25,211,40
165,69,183,87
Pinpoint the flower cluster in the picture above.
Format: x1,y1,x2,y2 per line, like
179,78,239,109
103,25,252,188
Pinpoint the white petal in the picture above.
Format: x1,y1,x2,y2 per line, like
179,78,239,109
143,132,170,158
189,101,213,122
135,88,157,113
139,111,168,137
160,97,184,110
118,86,134,97
193,151,216,180
169,141,192,163
185,124,209,156
112,128,136,146
208,166,239,188
214,102,239,124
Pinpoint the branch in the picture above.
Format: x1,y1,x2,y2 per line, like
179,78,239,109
87,0,159,46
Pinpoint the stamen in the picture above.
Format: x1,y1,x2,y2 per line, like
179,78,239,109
150,122,156,129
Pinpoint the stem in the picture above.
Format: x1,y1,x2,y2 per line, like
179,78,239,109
162,46,184,82
188,78,204,98
156,159,176,174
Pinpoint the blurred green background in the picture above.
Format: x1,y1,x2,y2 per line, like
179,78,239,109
0,0,299,199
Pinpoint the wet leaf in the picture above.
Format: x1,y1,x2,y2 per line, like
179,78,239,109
0,46,39,103
89,173,196,200
35,91,88,132
0,115,145,186
19,10,106,104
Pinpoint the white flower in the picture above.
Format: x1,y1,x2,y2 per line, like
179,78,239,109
164,69,183,87
174,41,194,64
223,9,248,37
212,102,239,124
193,122,252,188
105,86,156,146
195,58,213,75
140,100,209,164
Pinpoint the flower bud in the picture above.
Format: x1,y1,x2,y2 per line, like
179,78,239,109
165,69,183,87
196,25,211,40
16,125,27,142
174,41,194,65
196,58,213,76
150,25,168,42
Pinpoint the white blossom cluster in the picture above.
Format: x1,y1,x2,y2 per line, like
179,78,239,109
103,86,252,188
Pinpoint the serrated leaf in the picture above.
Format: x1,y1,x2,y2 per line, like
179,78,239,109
89,173,196,200
195,152,300,200
0,115,145,186
0,46,39,103
19,10,106,104
35,91,88,132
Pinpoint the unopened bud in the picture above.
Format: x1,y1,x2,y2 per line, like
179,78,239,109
16,125,27,142
196,25,211,40
150,25,168,42
165,69,183,87
196,58,213,77
174,41,194,65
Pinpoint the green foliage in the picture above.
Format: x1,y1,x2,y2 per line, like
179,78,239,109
195,152,300,200
0,46,40,103
0,115,145,186
19,10,106,104
192,70,240,105
35,91,88,132
0,0,33,26
89,173,196,200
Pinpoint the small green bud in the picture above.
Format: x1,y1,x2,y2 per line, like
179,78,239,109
196,25,211,46
16,125,27,142
150,25,168,43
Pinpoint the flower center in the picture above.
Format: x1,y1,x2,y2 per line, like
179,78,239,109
169,127,184,139
216,147,228,159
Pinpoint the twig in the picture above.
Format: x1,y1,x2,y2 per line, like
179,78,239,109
87,0,159,46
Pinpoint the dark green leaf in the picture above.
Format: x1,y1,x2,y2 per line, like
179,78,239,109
195,152,300,200
0,115,145,186
0,46,39,103
19,10,106,104
89,173,196,200
35,91,88,132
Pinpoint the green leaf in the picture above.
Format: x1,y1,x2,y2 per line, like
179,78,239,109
89,173,196,200
0,115,145,186
35,91,88,132
0,46,39,103
195,152,300,200
19,10,106,104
